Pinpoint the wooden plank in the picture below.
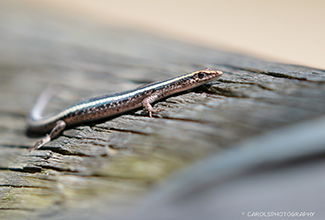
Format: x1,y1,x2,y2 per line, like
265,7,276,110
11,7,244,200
0,2,325,220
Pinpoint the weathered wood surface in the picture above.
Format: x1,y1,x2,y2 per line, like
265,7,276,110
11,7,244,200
1,3,325,220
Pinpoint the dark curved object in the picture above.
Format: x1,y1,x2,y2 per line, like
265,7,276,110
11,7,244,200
129,116,325,220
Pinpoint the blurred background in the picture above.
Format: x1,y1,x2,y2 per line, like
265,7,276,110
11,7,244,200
7,0,325,69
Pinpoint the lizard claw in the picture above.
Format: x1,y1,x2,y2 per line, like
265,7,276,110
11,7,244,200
29,134,51,152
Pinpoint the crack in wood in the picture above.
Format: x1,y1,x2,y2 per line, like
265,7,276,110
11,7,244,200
1,144,30,149
0,184,52,189
217,79,276,92
0,208,35,211
104,127,151,136
208,86,249,98
37,147,88,157
220,64,325,82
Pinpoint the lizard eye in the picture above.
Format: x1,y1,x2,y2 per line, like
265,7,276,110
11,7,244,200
198,72,205,79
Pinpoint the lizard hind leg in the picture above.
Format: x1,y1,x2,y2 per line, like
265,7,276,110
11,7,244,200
29,120,66,152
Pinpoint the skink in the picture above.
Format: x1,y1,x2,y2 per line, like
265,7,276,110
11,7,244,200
28,69,223,151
